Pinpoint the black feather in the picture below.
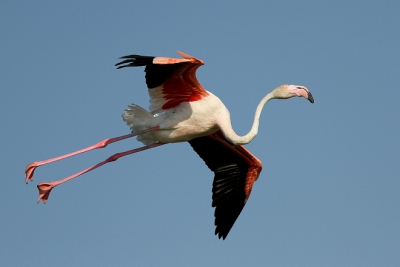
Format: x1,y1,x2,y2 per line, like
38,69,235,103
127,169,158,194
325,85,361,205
115,55,155,69
188,134,249,240
115,54,185,89
144,63,184,89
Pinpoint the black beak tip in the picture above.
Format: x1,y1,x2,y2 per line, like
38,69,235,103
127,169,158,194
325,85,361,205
307,92,314,104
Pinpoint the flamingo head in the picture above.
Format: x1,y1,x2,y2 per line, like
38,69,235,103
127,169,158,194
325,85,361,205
274,84,314,103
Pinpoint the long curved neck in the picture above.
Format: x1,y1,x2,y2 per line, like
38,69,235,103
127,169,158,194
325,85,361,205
220,92,275,145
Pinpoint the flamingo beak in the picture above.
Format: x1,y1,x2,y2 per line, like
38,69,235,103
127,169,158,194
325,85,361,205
307,91,314,103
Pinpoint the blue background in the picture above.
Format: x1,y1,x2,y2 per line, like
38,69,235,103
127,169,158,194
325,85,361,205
1,1,399,266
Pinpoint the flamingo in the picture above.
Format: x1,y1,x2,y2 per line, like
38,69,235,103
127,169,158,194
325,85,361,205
25,51,314,239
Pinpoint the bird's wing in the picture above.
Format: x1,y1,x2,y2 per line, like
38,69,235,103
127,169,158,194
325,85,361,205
115,51,209,114
188,131,262,239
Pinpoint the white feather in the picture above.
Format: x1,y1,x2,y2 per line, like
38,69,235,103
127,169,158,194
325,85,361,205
148,86,166,114
122,104,158,145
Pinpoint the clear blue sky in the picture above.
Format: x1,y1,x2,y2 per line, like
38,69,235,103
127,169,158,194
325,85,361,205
1,1,399,266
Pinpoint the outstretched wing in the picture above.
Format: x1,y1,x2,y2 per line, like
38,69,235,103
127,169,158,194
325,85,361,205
115,51,209,114
188,131,262,239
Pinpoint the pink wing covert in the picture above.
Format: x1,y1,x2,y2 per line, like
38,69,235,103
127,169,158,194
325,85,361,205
146,52,209,113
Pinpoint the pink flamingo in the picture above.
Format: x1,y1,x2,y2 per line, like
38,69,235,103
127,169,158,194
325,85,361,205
25,51,314,239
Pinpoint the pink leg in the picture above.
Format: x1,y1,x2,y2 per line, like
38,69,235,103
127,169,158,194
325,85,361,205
36,142,165,203
25,126,160,183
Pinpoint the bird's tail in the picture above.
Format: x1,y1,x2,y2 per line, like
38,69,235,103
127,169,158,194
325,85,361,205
122,104,157,145
122,103,153,129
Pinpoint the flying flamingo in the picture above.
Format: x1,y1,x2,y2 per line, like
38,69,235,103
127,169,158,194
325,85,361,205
25,51,314,239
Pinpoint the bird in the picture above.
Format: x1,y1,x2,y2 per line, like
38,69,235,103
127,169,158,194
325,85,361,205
25,51,314,239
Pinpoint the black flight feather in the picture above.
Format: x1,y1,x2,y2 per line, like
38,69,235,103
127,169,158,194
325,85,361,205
188,134,249,240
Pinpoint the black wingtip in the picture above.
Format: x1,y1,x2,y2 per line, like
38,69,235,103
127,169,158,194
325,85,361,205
216,231,227,240
115,55,155,69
